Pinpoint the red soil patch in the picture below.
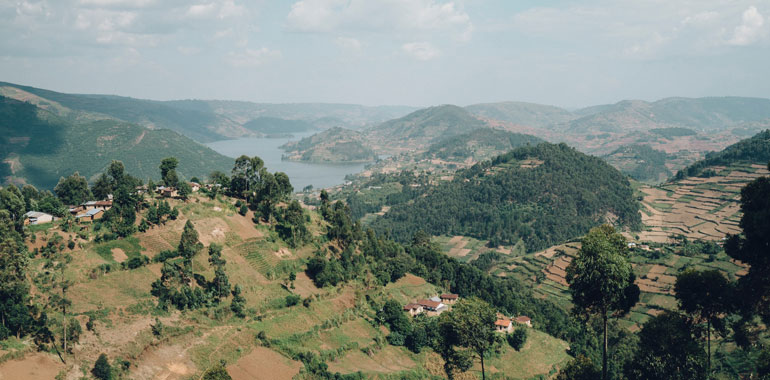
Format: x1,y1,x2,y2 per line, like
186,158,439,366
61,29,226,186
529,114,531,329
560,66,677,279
111,248,128,263
0,353,63,380
398,273,427,286
228,347,301,380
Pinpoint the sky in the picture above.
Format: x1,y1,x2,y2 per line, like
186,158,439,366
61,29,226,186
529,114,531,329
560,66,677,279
1,0,768,108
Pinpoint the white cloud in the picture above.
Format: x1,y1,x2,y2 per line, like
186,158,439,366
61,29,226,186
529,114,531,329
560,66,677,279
187,3,218,18
729,6,765,46
335,36,363,51
286,0,472,41
227,47,282,67
402,41,439,60
78,0,156,8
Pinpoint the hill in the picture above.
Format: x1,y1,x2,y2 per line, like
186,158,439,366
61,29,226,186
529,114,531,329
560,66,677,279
366,105,488,152
568,97,770,134
280,127,376,163
424,127,545,161
0,96,232,189
371,143,641,252
602,144,672,183
465,101,576,128
242,116,314,136
676,129,770,178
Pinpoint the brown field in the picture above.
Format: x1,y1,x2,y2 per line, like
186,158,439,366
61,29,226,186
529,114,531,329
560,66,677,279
0,353,63,380
637,164,768,243
227,347,301,380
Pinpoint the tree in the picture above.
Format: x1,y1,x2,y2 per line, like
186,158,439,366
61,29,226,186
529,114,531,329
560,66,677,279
178,221,202,278
178,182,192,200
566,224,639,380
624,312,706,380
725,174,770,323
91,173,113,201
556,355,601,380
508,328,528,351
53,172,92,205
230,285,246,318
439,297,498,380
0,185,26,232
201,361,233,380
675,269,732,376
92,353,112,380
160,157,179,187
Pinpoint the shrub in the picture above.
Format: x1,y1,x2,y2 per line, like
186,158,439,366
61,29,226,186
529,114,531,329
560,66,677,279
507,328,528,351
387,332,405,346
285,294,301,307
92,353,112,380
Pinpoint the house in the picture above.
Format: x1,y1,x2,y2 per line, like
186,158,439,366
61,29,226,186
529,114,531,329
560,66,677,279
403,303,424,317
189,182,200,192
162,187,178,198
515,316,532,327
627,242,637,249
24,211,54,225
417,299,448,316
93,201,112,211
76,208,103,223
440,294,459,305
495,318,514,333
135,185,148,195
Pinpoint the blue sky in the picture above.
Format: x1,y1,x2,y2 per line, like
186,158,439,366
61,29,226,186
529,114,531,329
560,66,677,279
1,0,768,108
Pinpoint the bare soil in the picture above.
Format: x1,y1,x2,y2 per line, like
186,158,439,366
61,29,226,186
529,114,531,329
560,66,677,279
227,347,301,380
0,353,63,380
111,248,128,263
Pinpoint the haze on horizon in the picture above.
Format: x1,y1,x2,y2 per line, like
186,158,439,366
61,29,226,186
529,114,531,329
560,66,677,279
1,0,768,108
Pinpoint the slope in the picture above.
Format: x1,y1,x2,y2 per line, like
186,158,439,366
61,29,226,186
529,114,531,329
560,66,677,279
424,127,545,161
465,101,576,128
371,142,641,252
0,96,232,189
280,127,376,163
366,105,488,153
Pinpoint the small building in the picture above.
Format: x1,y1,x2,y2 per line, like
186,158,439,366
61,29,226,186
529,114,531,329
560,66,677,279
403,303,424,317
76,208,104,223
93,201,112,210
627,242,637,249
515,316,532,327
495,318,513,333
417,299,448,316
189,182,201,192
440,294,459,305
24,211,54,225
162,187,178,198
135,185,148,195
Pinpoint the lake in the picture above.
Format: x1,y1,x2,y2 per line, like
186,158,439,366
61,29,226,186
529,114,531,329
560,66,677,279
206,132,368,191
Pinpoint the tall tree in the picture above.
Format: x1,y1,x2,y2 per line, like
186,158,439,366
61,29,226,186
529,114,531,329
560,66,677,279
0,185,26,232
53,172,92,205
725,171,770,324
439,297,498,380
675,269,732,376
91,173,113,201
624,312,706,380
160,157,180,187
178,220,202,278
566,224,639,380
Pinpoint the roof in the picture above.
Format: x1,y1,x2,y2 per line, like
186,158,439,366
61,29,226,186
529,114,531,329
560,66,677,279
515,316,531,323
24,211,51,218
429,296,442,303
440,294,459,299
403,303,422,311
82,201,97,206
495,319,512,327
94,201,112,206
76,208,104,218
417,299,442,309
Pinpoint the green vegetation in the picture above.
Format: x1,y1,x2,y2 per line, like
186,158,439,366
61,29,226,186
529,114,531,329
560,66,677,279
424,127,544,161
367,104,487,148
0,96,232,189
281,127,376,163
603,144,671,183
677,130,770,178
373,143,641,252
465,101,576,128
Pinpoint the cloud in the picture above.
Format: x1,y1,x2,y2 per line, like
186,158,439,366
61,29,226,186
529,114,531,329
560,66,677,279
402,42,439,60
227,47,282,67
729,6,765,46
286,0,472,41
335,36,363,51
187,3,218,18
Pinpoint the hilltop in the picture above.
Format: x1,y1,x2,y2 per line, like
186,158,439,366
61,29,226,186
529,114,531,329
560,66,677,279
465,101,575,128
366,105,488,153
0,96,232,189
602,144,672,183
370,142,641,252
280,127,376,163
423,127,545,162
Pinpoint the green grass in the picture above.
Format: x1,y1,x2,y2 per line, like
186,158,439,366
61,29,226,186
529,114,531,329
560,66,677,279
93,236,144,262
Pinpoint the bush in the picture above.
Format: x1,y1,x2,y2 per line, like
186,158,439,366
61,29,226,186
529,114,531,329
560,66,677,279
507,328,528,351
239,205,248,216
285,294,301,307
92,353,112,380
387,332,405,346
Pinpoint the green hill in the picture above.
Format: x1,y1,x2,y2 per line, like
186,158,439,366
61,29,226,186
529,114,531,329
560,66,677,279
603,144,671,183
242,116,314,135
676,129,770,178
281,127,376,163
0,96,232,189
465,101,575,128
366,105,487,150
371,143,641,251
424,128,545,161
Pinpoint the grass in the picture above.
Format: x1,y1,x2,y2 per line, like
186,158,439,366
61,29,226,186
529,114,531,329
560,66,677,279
480,329,570,379
93,236,144,262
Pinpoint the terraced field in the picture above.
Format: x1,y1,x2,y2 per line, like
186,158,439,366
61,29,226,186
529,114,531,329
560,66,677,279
638,163,769,243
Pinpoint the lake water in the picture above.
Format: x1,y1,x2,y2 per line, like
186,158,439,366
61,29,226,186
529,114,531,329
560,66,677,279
206,132,368,191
